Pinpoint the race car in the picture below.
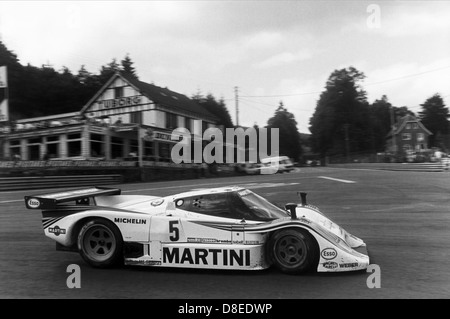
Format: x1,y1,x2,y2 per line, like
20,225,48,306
24,186,369,274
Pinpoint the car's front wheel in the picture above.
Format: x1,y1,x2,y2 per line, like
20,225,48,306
268,228,318,274
77,219,123,268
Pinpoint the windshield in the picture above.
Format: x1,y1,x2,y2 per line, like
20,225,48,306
237,189,289,220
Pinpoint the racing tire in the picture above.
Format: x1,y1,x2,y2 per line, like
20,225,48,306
268,228,319,274
77,218,124,268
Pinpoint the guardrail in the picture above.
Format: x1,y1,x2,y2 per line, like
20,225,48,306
0,174,123,191
328,162,449,172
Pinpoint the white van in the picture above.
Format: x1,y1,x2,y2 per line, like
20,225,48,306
260,156,294,174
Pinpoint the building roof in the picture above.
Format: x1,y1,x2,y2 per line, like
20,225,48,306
387,114,432,137
81,72,219,122
15,112,81,124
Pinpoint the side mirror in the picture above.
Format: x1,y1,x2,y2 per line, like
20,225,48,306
285,203,298,219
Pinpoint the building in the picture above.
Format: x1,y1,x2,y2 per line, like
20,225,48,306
386,114,432,156
1,72,219,165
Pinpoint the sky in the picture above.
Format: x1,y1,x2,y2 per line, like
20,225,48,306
0,0,449,133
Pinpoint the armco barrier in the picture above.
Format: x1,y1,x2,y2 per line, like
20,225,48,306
328,162,448,172
0,174,123,191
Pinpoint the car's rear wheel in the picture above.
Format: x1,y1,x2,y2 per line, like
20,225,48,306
77,219,123,268
268,228,318,274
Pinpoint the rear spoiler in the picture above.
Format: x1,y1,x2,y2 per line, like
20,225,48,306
24,187,121,210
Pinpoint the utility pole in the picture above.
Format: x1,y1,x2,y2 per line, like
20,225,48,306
390,106,397,157
234,86,239,127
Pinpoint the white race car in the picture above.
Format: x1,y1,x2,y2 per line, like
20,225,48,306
25,186,369,274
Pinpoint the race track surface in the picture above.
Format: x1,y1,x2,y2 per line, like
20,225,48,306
1,167,449,299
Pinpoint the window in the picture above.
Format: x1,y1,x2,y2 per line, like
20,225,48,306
68,133,81,140
417,133,424,142
90,134,104,157
67,140,81,157
9,140,21,159
28,137,42,160
67,133,82,157
28,145,40,160
46,143,59,159
175,193,233,218
406,124,411,130
144,141,154,160
46,135,60,159
28,138,41,144
130,139,138,154
130,112,142,124
165,113,177,129
175,191,289,221
235,191,289,220
114,87,123,99
402,133,411,140
47,136,59,142
158,143,172,161
185,117,192,132
413,123,419,129
111,137,124,159
202,121,208,134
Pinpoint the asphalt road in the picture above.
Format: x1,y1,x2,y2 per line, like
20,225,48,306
0,167,449,299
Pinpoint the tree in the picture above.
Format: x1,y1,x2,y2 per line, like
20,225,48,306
267,101,302,162
97,58,121,85
0,41,142,120
419,93,449,148
192,93,234,128
369,95,393,152
309,66,371,158
76,65,92,85
121,54,138,79
0,41,25,120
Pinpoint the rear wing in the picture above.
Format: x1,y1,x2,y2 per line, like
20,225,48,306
24,187,121,210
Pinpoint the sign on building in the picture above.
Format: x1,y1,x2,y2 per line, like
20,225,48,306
0,66,9,122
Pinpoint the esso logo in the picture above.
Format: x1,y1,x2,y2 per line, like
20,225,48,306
321,248,337,260
27,198,41,208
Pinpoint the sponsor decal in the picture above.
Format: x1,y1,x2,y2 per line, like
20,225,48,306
175,199,184,207
322,261,338,269
238,189,252,197
243,240,260,245
27,198,40,208
151,199,165,207
298,217,311,224
321,248,337,260
339,262,359,268
48,226,66,236
126,259,162,266
187,237,232,244
163,247,250,267
114,218,147,225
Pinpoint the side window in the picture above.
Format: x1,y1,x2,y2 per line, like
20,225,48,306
175,193,232,218
228,193,269,221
